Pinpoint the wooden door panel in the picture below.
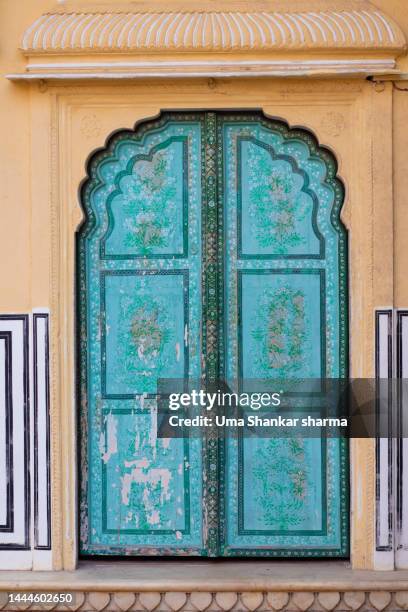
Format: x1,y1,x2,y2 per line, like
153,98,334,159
220,116,348,556
238,270,324,380
79,116,204,555
79,112,348,557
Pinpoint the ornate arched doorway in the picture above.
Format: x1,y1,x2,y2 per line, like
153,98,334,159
77,111,348,557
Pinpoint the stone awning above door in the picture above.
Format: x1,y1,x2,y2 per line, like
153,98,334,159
6,0,407,81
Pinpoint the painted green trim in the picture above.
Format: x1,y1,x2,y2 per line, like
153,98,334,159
202,112,221,557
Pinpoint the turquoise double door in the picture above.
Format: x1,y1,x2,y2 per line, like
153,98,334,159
78,112,349,557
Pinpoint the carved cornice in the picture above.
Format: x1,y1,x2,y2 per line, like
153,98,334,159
6,1,406,81
20,7,405,53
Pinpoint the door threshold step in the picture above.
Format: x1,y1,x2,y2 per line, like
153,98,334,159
0,561,408,611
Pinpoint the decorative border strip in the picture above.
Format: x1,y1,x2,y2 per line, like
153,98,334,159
33,313,51,551
0,315,30,551
375,310,394,556
1,589,407,611
202,111,220,557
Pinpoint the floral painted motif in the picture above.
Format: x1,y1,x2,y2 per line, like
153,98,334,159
252,286,307,377
247,143,308,254
252,438,310,530
123,150,177,253
130,305,165,364
115,292,174,391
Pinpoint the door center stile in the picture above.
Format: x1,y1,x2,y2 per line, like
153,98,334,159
202,112,222,556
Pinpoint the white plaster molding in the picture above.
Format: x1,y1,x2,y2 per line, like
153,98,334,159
20,8,405,53
8,3,404,81
6,58,399,81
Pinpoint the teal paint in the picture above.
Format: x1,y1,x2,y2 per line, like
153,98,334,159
220,116,348,557
78,112,348,557
79,118,204,555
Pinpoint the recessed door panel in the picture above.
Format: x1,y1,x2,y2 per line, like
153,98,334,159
78,112,348,557
238,270,324,380
79,116,204,554
220,116,348,556
103,271,188,397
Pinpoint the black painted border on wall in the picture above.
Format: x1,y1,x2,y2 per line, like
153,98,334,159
33,313,51,550
0,315,30,550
